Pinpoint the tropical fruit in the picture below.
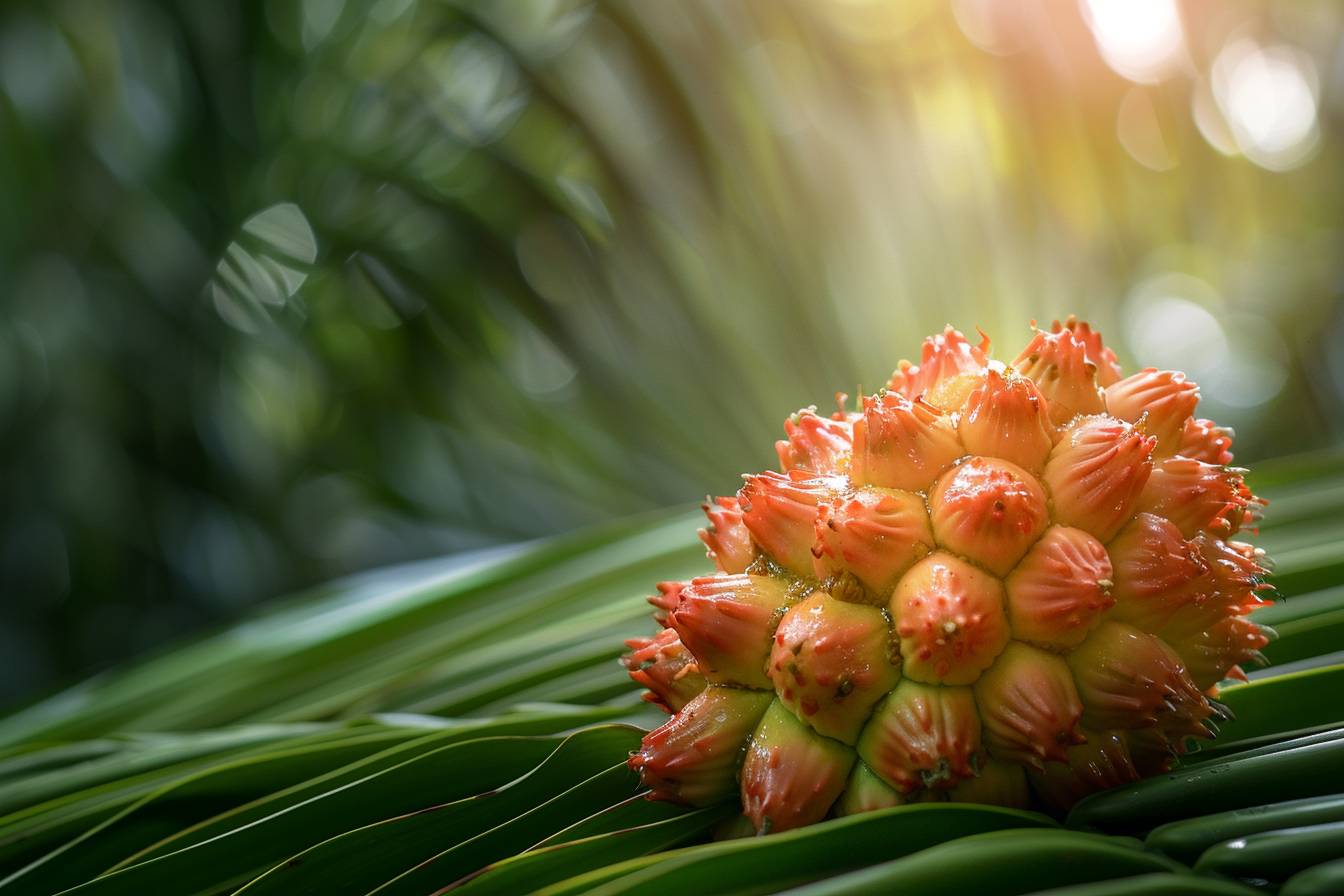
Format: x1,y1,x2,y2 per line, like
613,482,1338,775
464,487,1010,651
624,319,1271,833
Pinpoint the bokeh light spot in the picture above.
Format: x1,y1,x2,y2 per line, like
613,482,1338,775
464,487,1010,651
1126,290,1228,377
1082,0,1185,83
1213,40,1320,171
1125,275,1288,410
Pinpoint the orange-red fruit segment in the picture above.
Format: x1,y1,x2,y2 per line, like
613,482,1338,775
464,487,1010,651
776,409,854,475
1013,327,1106,426
1042,415,1155,543
958,369,1054,473
1053,316,1124,387
1193,535,1271,596
856,679,981,793
1180,417,1235,465
1138,456,1259,538
621,628,707,713
890,552,1010,685
812,487,933,598
740,700,855,833
739,470,843,576
629,686,773,806
1160,613,1271,691
1068,621,1214,743
648,580,688,627
668,574,792,688
699,497,756,574
890,325,989,400
974,641,1085,770
925,371,987,414
850,392,964,492
1005,526,1114,650
1105,368,1200,457
928,457,1049,576
768,592,900,743
1107,513,1208,632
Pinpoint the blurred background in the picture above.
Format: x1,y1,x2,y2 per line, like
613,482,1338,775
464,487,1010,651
2,0,1342,705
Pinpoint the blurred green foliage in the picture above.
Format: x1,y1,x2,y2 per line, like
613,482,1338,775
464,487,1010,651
2,0,1342,703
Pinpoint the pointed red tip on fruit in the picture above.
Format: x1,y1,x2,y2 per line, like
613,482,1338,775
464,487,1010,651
621,628,707,713
669,574,791,688
776,409,854,475
1043,415,1155,543
1179,417,1235,465
812,487,933,598
1013,326,1106,426
1105,368,1200,457
1139,457,1260,538
887,361,919,398
1107,513,1209,632
1068,622,1214,743
740,701,855,833
1051,317,1124,387
699,496,756,574
739,470,843,576
1160,612,1273,690
648,581,688,626
888,325,988,400
1193,535,1271,595
631,687,773,806
958,368,1054,473
850,392,964,492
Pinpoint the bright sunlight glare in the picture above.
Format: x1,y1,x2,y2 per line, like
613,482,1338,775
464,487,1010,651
1081,0,1184,83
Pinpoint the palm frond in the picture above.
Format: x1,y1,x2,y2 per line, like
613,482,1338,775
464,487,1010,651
0,452,1341,893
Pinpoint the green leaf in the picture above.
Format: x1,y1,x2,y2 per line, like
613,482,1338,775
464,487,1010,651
715,829,1180,896
1147,793,1344,864
0,510,697,747
59,731,580,896
364,763,648,894
0,726,427,893
535,804,1054,896
1260,608,1344,666
978,871,1259,895
1281,856,1344,896
234,726,642,895
121,705,636,870
1215,664,1344,743
448,802,729,896
0,725,331,818
1251,586,1344,626
1194,820,1344,886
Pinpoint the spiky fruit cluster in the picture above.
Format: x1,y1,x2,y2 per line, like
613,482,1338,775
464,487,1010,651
624,320,1272,833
